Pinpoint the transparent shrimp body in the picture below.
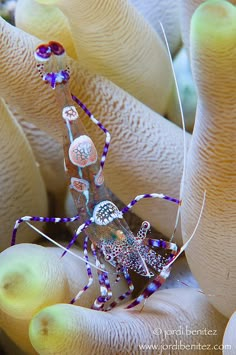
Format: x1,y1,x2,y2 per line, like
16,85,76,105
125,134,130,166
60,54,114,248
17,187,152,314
34,41,175,278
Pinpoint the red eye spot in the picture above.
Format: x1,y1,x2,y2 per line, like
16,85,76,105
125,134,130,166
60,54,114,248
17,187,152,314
49,41,65,56
35,44,51,61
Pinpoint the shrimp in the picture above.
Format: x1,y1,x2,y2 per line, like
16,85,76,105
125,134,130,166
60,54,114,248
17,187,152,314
11,28,205,311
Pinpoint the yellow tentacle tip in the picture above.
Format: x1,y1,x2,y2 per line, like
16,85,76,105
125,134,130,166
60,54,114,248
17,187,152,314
0,244,68,319
29,304,72,354
191,0,236,41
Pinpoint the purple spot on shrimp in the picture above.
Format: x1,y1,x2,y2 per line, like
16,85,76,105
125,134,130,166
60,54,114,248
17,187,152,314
60,70,70,82
49,41,65,56
43,72,56,89
35,44,51,60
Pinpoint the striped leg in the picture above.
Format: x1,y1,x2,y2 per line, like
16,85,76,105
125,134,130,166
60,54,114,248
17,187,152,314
92,272,112,310
92,245,108,303
121,193,181,215
61,217,94,257
11,214,80,246
125,232,177,310
105,267,134,311
72,94,111,183
144,238,177,254
136,221,177,255
126,191,207,310
144,238,178,265
114,266,122,283
126,267,171,309
91,247,112,310
70,235,94,304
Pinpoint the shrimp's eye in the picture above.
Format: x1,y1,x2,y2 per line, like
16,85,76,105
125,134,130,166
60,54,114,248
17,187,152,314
34,44,51,62
105,255,112,260
49,41,65,56
142,221,150,230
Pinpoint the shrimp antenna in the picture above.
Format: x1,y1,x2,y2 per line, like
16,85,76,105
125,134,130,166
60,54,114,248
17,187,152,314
26,222,108,274
159,22,187,242
165,190,206,269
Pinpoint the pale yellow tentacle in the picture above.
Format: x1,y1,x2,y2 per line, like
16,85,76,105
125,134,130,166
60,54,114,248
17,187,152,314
0,243,128,353
130,0,182,55
29,289,227,354
0,99,48,250
35,0,173,114
0,244,69,353
181,0,236,317
15,0,77,59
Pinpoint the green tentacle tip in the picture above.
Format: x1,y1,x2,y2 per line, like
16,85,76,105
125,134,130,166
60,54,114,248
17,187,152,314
191,0,236,42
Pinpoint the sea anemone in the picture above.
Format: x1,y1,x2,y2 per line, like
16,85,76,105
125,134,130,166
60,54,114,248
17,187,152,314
0,0,235,353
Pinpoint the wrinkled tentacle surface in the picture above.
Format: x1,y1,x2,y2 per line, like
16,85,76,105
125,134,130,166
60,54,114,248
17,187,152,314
181,0,236,318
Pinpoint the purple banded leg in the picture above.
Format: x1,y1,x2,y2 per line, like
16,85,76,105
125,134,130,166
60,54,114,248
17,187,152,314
115,266,122,283
121,193,181,214
70,235,94,304
144,238,178,264
92,246,107,297
62,217,94,257
105,268,134,311
71,94,111,174
91,249,112,310
11,214,80,246
126,192,207,310
144,238,177,254
126,267,171,309
93,256,112,310
93,272,112,310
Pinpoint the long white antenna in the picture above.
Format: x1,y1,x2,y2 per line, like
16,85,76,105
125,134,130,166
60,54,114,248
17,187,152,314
26,222,108,273
165,190,206,268
159,22,187,242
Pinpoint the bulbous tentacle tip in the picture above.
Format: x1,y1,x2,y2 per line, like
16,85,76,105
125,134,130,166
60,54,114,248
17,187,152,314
196,0,234,17
0,244,68,319
29,304,75,352
191,0,236,41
